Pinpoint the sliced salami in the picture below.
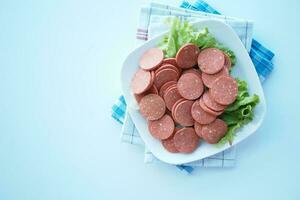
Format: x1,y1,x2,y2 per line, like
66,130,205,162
199,97,223,116
148,114,175,140
182,68,202,79
202,67,229,88
162,134,179,153
154,68,179,89
162,58,182,74
176,44,200,69
173,100,194,126
198,48,225,74
177,73,204,100
163,58,178,67
139,94,166,120
191,100,216,124
223,53,232,70
139,48,164,70
131,69,152,94
155,64,181,75
159,81,177,97
194,122,203,138
173,127,199,153
134,85,158,103
202,92,226,112
171,98,185,118
210,76,238,105
163,85,182,111
201,119,228,144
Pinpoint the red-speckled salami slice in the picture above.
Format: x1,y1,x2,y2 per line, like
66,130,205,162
176,44,200,69
150,71,155,84
139,94,166,120
131,69,152,94
154,68,179,89
191,100,216,124
173,127,199,153
194,122,203,138
210,76,238,105
162,58,182,74
163,85,182,111
202,92,226,112
199,97,223,116
223,53,232,70
159,81,177,97
139,48,164,71
156,64,181,75
182,68,202,79
198,48,225,74
177,73,204,100
162,134,179,153
171,98,185,118
134,85,158,103
163,58,177,66
201,119,228,144
148,114,175,140
202,67,229,88
173,100,194,126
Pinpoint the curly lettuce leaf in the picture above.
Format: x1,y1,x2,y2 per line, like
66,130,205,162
157,17,236,65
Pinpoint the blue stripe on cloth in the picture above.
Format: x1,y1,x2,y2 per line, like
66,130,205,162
176,165,194,174
111,95,126,125
180,0,274,79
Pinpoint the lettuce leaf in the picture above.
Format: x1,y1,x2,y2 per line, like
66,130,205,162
217,79,260,146
158,17,236,65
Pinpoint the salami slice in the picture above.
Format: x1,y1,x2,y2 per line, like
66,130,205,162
159,81,177,97
173,100,194,126
176,44,200,69
171,98,185,119
210,76,238,105
162,134,179,153
154,68,179,89
134,85,158,103
202,92,226,112
148,114,175,140
199,97,223,116
223,53,232,70
139,48,164,70
191,100,216,124
194,122,203,138
162,58,177,66
162,58,182,74
131,69,152,94
182,68,202,79
202,67,229,88
177,73,204,100
163,85,182,111
198,48,225,74
173,127,199,153
201,119,228,144
139,94,166,120
156,64,181,75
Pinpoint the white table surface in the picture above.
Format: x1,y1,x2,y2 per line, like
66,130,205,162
0,0,300,199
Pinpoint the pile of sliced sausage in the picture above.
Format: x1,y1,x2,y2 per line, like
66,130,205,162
131,44,238,154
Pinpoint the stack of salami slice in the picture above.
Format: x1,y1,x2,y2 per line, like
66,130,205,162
131,44,238,153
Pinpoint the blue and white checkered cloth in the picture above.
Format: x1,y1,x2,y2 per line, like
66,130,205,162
111,0,274,174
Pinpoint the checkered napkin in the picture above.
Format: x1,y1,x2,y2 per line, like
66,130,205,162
112,0,274,174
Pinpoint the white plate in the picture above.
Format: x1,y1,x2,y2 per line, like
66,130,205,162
121,19,266,165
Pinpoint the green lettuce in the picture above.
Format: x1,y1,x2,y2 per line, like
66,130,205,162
158,17,236,65
218,79,260,145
